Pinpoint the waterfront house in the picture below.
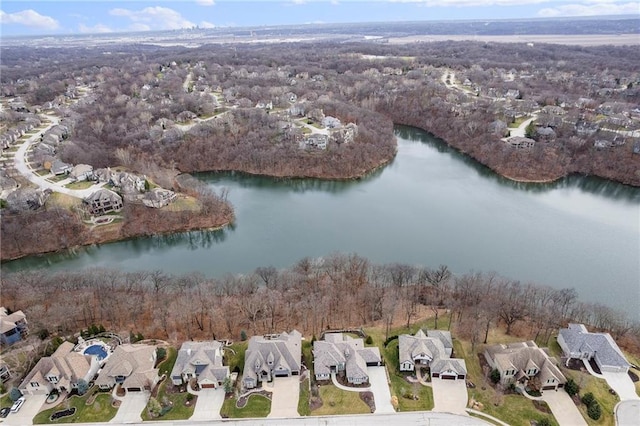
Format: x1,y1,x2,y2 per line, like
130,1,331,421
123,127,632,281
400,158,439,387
84,189,123,215
95,344,158,392
242,330,302,390
313,333,381,385
0,307,28,346
170,341,229,388
557,323,631,374
398,329,467,380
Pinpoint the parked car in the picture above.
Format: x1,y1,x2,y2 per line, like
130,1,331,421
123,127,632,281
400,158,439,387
0,407,10,418
10,397,25,413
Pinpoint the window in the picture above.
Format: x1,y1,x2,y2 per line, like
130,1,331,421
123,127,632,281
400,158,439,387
30,382,39,387
48,376,58,383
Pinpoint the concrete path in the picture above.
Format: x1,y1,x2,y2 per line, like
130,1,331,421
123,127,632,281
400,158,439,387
432,378,468,415
190,388,224,421
266,376,300,418
330,372,370,392
601,371,640,400
541,390,587,426
368,366,395,414
2,394,47,426
615,400,640,426
109,391,149,424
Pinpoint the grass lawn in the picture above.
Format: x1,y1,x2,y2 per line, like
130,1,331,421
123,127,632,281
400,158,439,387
65,181,94,190
456,339,559,426
164,196,200,212
225,342,247,375
561,368,618,426
508,116,529,128
33,390,117,424
158,347,177,376
220,394,271,418
47,192,82,209
0,394,13,409
298,378,311,416
35,169,50,176
310,384,370,416
383,340,434,411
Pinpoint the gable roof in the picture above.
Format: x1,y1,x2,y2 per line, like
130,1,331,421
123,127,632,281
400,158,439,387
313,333,381,380
398,329,466,376
559,323,630,369
485,341,566,384
19,341,93,390
171,341,229,383
95,344,157,389
243,330,302,385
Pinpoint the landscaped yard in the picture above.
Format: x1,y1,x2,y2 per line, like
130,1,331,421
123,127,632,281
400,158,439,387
384,340,434,411
65,181,94,190
225,342,247,375
298,378,311,416
456,339,559,426
33,390,117,424
310,384,370,416
220,394,271,418
561,368,618,426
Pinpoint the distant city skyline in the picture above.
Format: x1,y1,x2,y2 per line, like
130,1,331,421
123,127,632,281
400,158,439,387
1,0,639,37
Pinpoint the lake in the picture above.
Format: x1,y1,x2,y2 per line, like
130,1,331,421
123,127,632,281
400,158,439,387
4,126,639,319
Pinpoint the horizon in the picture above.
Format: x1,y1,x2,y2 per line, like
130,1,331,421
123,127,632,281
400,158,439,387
1,0,639,38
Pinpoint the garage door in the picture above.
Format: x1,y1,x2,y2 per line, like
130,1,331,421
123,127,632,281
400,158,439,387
127,387,141,392
201,383,216,389
274,371,289,377
441,374,456,380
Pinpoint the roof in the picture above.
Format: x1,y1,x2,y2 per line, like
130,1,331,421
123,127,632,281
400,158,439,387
559,323,630,369
399,329,466,376
95,344,157,389
313,333,381,381
84,189,122,205
242,330,302,386
171,341,229,383
485,341,566,384
0,308,26,334
19,341,93,390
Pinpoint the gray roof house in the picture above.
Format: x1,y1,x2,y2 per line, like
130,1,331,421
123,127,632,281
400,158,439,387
242,330,302,390
170,341,229,388
84,189,123,215
95,344,158,392
313,333,381,385
398,330,466,380
19,341,100,395
142,188,176,209
484,341,566,390
558,323,631,374
70,164,93,181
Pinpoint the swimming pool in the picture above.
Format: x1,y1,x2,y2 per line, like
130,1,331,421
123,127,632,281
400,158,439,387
83,344,108,360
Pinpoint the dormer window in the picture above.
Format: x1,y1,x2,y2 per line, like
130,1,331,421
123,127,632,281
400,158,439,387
48,376,58,383
30,382,39,387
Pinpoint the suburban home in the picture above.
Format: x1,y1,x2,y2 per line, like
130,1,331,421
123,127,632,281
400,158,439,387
19,341,100,395
84,189,123,215
505,136,535,149
70,164,94,181
557,323,631,374
0,307,28,346
50,159,72,176
242,330,302,390
313,333,382,385
304,134,328,150
484,341,566,391
170,341,229,388
398,329,467,380
95,344,158,392
142,188,177,208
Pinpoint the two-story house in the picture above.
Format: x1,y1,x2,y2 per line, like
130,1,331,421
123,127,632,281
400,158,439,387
170,341,229,388
0,307,28,346
242,331,302,390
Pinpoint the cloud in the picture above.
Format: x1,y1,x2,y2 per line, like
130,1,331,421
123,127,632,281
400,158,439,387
199,21,216,28
388,0,551,4
0,9,59,30
110,6,196,31
538,1,640,17
79,23,113,34
196,0,216,5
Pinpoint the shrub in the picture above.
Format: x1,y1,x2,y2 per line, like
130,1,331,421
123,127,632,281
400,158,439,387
365,335,373,345
37,329,50,340
384,335,398,347
240,330,247,341
538,417,552,426
147,397,162,417
156,347,167,361
581,392,595,407
587,401,601,420
77,379,89,396
9,388,23,402
565,378,579,396
490,368,501,384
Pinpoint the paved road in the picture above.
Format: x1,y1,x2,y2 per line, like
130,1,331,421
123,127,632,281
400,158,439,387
615,399,640,426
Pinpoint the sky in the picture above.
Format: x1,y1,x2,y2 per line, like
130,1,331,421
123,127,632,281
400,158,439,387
0,0,639,37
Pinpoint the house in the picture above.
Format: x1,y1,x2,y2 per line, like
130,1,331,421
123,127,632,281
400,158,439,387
70,164,93,181
84,189,123,215
505,136,535,149
19,341,100,395
484,341,566,390
142,188,176,209
313,333,381,385
170,341,229,388
242,330,302,390
51,160,73,176
398,330,467,380
95,344,158,392
304,134,328,150
0,308,28,346
557,323,631,374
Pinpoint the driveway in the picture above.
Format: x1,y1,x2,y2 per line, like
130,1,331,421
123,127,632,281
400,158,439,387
541,390,587,426
616,400,640,426
602,371,640,401
2,394,47,425
368,366,395,414
110,391,149,424
266,376,300,418
431,378,468,415
190,388,225,421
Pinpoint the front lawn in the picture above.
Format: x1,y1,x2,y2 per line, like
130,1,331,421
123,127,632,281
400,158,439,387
383,339,434,411
310,384,370,416
65,181,94,190
561,368,618,426
33,390,117,424
141,378,195,421
298,378,311,416
220,394,271,418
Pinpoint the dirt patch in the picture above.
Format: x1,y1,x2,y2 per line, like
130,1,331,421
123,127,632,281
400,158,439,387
533,400,552,414
360,391,375,413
